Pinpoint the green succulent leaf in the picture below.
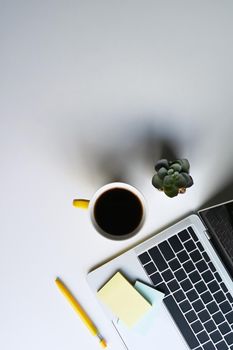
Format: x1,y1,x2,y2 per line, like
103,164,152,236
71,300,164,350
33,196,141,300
154,159,169,171
175,174,187,188
163,175,174,187
164,185,179,197
157,167,168,179
179,159,190,173
181,173,193,187
152,174,163,189
168,168,174,175
170,163,182,172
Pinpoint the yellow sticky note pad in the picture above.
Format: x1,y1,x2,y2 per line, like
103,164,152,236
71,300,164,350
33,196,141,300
97,272,151,328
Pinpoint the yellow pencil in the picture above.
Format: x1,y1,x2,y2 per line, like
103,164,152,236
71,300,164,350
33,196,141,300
55,277,107,348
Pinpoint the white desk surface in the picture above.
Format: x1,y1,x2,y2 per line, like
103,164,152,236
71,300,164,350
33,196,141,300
1,1,233,349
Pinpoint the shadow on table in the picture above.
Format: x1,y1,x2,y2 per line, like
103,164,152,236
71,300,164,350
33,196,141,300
200,178,233,210
81,123,181,185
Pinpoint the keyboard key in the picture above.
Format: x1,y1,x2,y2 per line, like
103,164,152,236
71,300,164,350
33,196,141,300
168,258,181,271
177,250,189,263
186,289,199,302
162,269,174,282
183,261,195,273
156,283,170,295
209,330,222,343
208,280,220,293
219,300,231,314
219,322,231,335
189,271,201,284
212,311,224,324
174,289,186,303
178,229,190,242
138,252,151,264
174,268,187,282
216,341,228,350
197,241,204,252
183,260,195,273
202,270,214,283
168,236,183,253
144,262,157,275
198,309,210,323
167,279,180,292
208,262,216,272
226,311,233,324
202,252,210,262
186,310,197,323
193,299,205,312
215,272,222,283
188,226,198,241
225,332,233,345
163,295,199,349
200,291,213,304
196,260,208,273
180,300,192,313
158,241,175,261
180,278,192,292
203,341,215,350
203,252,210,263
226,292,233,303
220,282,228,293
197,330,209,344
191,320,203,333
213,291,225,304
203,320,216,333
190,249,202,263
195,281,207,294
149,246,168,271
184,240,196,252
206,301,219,314
150,272,163,285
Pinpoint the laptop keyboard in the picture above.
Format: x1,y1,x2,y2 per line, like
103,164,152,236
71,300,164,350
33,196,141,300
138,226,233,350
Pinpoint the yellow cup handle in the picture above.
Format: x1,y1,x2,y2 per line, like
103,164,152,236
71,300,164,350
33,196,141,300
73,199,90,209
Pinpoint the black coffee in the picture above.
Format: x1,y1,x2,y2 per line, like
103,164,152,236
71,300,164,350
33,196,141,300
94,188,143,236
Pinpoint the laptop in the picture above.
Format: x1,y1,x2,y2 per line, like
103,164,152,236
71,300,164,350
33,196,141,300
87,200,233,350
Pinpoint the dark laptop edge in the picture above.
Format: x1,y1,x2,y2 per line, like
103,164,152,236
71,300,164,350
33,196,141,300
198,199,233,280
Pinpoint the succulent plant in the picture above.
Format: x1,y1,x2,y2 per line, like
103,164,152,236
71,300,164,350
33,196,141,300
152,159,193,198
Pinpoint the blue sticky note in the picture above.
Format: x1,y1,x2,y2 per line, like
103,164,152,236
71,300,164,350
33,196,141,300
118,281,165,335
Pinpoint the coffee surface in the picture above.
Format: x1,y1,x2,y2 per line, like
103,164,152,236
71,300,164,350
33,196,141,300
94,188,143,236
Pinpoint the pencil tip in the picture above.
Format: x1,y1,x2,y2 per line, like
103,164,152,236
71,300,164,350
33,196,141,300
100,339,107,348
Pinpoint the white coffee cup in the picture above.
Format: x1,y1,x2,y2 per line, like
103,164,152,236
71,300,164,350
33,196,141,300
73,182,146,240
